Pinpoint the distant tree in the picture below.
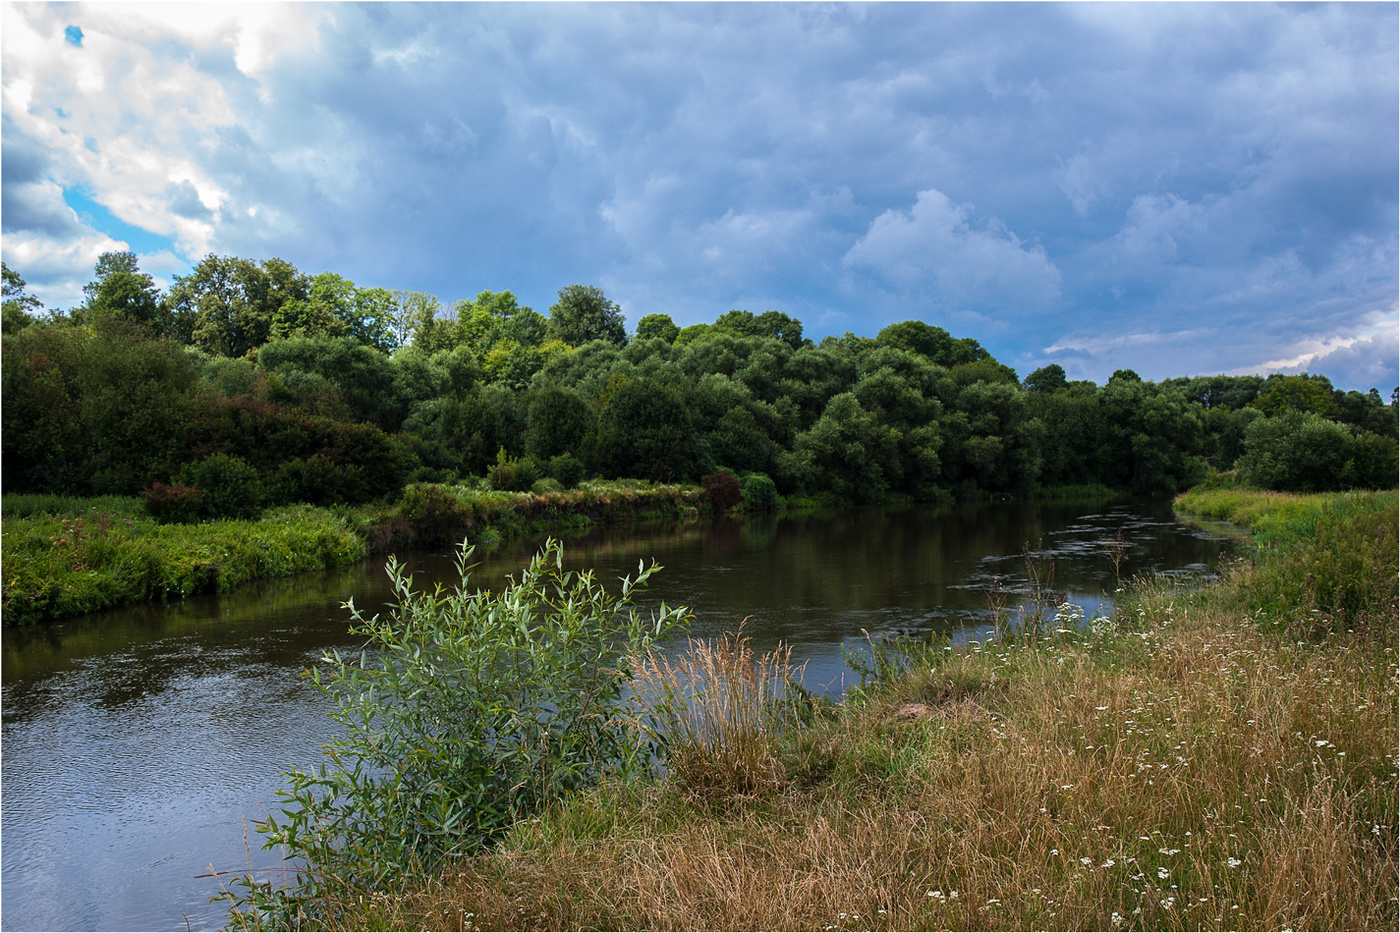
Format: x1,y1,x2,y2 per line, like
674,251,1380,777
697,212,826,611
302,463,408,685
2,261,44,333
876,320,989,367
1235,411,1355,492
634,312,680,344
587,376,697,481
165,254,310,357
548,285,627,347
1250,374,1337,418
391,290,443,349
82,251,163,332
525,384,595,460
1024,363,1068,394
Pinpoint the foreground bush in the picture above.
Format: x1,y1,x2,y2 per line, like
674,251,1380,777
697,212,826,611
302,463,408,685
229,540,691,929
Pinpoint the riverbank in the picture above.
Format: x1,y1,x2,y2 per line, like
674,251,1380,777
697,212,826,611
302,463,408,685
310,487,1397,932
0,481,706,626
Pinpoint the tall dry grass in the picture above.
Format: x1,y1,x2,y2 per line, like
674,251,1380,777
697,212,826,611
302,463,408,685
631,625,811,799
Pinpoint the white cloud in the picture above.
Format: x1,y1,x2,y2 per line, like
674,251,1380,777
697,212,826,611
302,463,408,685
843,188,1061,311
3,229,130,310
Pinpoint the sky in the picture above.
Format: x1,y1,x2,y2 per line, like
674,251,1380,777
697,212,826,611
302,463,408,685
3,2,1397,392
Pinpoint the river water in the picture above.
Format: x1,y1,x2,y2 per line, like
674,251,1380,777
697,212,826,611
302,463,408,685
0,499,1237,932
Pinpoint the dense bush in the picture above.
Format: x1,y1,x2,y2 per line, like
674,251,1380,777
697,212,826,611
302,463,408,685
179,454,263,520
740,472,780,511
1235,411,1396,492
486,447,541,492
701,471,742,512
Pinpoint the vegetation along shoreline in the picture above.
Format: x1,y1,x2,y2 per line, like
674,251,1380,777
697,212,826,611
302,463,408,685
4,253,1395,627
218,485,1397,931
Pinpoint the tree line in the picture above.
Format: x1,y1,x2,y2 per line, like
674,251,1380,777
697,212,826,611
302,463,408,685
3,253,1395,517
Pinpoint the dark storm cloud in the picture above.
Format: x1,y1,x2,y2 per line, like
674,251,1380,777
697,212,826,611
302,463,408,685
3,2,1395,389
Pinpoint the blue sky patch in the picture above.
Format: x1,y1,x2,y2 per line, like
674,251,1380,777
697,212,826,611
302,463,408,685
63,187,178,260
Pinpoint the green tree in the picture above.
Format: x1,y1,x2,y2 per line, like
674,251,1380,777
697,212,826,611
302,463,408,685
1235,411,1356,491
165,254,310,357
81,251,164,332
1250,374,1337,418
634,312,680,344
548,284,627,347
2,261,44,333
876,320,990,367
587,376,698,481
1024,363,1068,394
258,335,406,431
790,392,899,503
525,384,595,460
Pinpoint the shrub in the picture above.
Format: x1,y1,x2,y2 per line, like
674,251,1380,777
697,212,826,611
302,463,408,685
233,541,690,927
485,446,539,492
701,470,742,512
139,481,205,524
179,454,262,520
547,453,587,489
740,472,780,511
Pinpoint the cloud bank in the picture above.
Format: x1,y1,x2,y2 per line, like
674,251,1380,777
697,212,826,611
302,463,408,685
2,2,1395,391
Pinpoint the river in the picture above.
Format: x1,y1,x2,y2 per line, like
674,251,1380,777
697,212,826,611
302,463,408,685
0,499,1237,931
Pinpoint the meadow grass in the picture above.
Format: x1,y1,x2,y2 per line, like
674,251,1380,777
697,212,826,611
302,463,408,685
313,488,1398,932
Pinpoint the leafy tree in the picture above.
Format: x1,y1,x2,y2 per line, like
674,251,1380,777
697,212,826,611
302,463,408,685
876,320,990,367
548,285,627,347
165,254,310,357
258,335,406,431
1024,363,1068,394
1250,373,1337,418
1235,411,1356,491
1,324,88,491
81,251,165,332
587,376,698,481
790,392,899,503
525,384,595,460
634,312,680,344
2,261,44,334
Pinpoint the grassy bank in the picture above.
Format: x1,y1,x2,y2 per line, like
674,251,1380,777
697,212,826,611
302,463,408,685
306,487,1397,932
0,481,706,626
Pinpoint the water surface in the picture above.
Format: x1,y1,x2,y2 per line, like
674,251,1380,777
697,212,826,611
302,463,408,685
0,499,1237,931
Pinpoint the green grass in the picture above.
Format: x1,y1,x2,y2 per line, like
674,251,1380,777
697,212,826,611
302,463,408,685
1,481,709,625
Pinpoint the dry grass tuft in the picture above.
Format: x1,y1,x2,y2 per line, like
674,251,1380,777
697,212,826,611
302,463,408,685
631,625,809,800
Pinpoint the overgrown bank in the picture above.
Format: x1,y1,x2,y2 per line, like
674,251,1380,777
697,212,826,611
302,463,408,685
0,480,706,626
271,487,1397,932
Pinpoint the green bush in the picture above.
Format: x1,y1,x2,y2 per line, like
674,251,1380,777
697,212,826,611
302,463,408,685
486,447,540,492
547,453,586,489
740,472,779,511
180,453,263,520
233,540,690,928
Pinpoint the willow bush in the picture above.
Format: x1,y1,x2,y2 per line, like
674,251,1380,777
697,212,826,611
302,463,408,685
230,539,690,929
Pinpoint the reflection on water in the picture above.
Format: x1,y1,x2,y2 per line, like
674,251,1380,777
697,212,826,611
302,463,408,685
0,499,1238,931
